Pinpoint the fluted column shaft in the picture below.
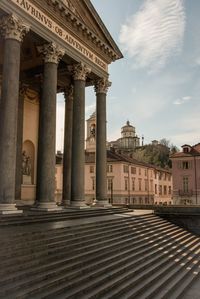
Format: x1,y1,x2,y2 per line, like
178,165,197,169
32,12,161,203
62,85,73,205
69,63,91,207
36,43,64,210
94,78,111,206
0,14,29,213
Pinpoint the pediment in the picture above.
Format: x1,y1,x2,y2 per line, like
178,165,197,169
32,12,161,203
59,0,122,60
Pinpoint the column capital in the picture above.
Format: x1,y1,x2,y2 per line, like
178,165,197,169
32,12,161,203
94,78,112,94
0,14,29,42
64,85,73,102
37,42,65,64
68,62,91,81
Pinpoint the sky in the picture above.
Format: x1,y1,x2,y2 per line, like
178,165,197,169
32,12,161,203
56,0,200,151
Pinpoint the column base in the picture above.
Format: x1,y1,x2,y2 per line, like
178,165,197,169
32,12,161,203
31,202,63,211
70,200,89,209
62,200,71,207
0,203,23,215
92,199,112,208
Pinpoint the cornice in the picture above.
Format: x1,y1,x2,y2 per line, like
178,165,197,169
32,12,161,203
46,0,121,62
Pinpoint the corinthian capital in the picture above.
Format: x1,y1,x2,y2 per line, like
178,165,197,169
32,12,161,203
68,62,91,81
64,85,74,102
94,78,112,94
37,42,65,64
0,14,29,42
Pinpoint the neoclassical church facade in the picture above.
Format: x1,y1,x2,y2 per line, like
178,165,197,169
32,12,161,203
0,0,122,213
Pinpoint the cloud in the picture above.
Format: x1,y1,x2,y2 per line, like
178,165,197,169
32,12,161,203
119,0,186,72
173,95,192,105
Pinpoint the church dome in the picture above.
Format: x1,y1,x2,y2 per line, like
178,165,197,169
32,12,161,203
121,121,135,137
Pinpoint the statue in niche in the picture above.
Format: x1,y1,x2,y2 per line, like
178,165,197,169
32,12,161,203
22,151,31,176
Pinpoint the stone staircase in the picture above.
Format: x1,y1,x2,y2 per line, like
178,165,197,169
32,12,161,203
0,212,200,298
0,207,129,226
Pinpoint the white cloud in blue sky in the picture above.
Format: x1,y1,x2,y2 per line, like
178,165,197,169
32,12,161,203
173,96,192,105
119,0,186,72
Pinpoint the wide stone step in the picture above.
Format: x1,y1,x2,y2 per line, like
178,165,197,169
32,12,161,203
0,222,182,290
0,226,192,296
0,219,175,279
0,213,156,246
29,232,197,299
0,208,132,226
0,215,163,251
0,219,176,273
0,216,169,259
122,238,200,299
78,235,200,299
1,213,199,298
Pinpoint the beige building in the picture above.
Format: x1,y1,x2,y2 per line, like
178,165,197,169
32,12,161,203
55,112,173,205
84,150,172,205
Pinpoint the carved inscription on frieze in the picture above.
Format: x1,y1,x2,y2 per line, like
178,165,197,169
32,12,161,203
9,0,108,72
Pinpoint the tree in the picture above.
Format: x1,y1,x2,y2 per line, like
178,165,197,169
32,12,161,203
132,139,179,168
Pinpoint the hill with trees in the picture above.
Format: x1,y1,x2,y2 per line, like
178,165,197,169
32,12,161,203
132,139,179,168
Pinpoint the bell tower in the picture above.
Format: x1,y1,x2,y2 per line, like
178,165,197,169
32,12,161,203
86,111,96,152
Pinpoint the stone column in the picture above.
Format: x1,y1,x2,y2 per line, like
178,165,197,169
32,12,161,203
62,85,73,206
36,42,65,211
15,85,26,201
69,63,91,208
94,78,111,207
0,14,29,214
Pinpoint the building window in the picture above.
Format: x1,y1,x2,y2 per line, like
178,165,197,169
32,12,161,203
138,178,142,191
168,186,171,194
145,179,148,191
107,164,113,173
154,171,157,179
144,169,147,176
159,172,162,180
155,184,157,194
125,178,128,191
131,167,136,174
159,185,162,195
150,180,153,192
164,185,167,195
183,147,189,153
123,165,129,173
132,178,135,191
108,178,113,191
183,177,189,192
139,168,141,175
92,178,95,191
90,165,94,173
182,161,189,169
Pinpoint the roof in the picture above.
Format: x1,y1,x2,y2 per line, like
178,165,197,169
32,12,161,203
85,150,172,173
171,143,200,158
